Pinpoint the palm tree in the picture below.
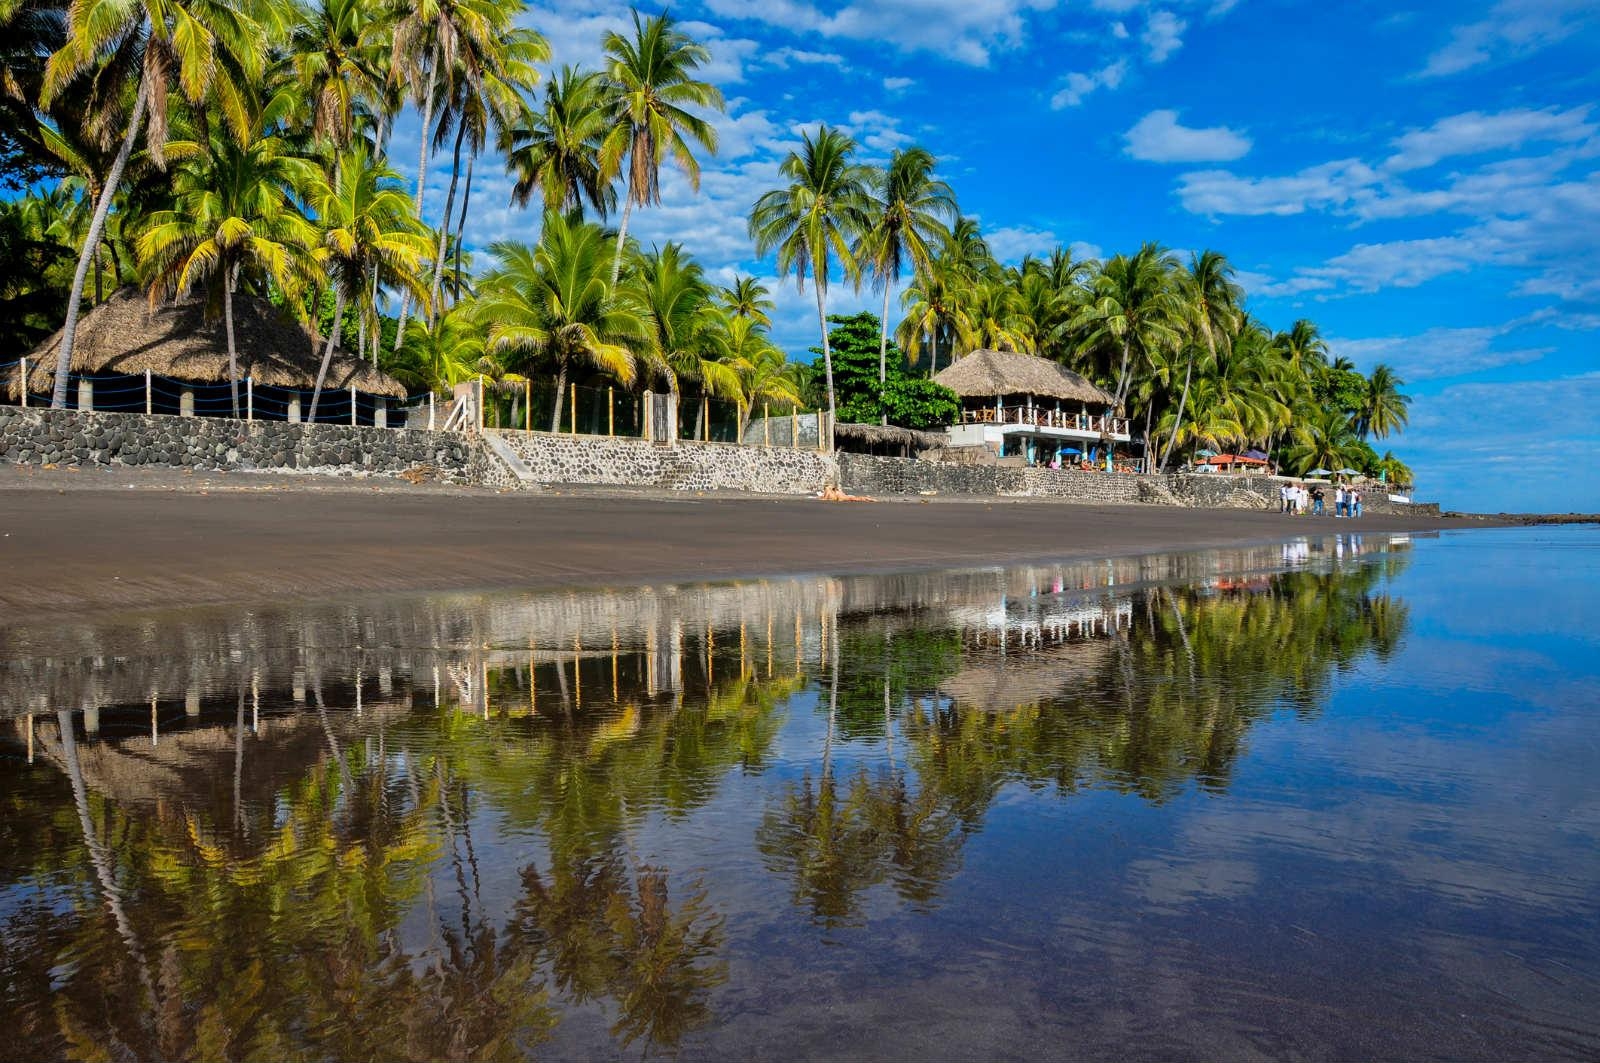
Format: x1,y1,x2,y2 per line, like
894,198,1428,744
714,275,773,327
424,11,546,325
631,242,739,416
391,301,487,393
287,0,389,148
968,277,1028,352
304,146,431,421
1284,404,1363,477
749,125,873,446
1275,317,1329,373
1356,363,1410,440
896,251,973,375
475,213,645,432
1072,242,1183,410
507,65,616,218
137,126,316,416
1160,250,1242,471
38,0,268,408
858,146,956,421
601,9,724,282
714,311,799,438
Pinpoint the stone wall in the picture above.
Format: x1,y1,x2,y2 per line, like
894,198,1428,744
0,406,492,483
838,453,1141,504
494,430,836,493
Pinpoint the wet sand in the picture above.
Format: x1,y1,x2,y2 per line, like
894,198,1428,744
0,464,1502,619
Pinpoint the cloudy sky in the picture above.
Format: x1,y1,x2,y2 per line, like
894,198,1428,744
393,0,1599,513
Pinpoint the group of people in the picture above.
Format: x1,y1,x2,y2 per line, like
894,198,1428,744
1280,482,1363,517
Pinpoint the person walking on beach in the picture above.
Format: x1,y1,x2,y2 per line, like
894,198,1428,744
1312,486,1325,515
1353,489,1363,518
1334,484,1346,517
1280,483,1291,514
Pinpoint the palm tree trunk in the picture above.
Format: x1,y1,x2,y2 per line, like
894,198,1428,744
224,262,240,418
428,119,468,326
814,275,834,451
609,191,635,285
878,283,891,425
93,247,103,304
549,364,566,432
453,152,474,299
394,52,439,352
1158,349,1195,472
52,74,150,409
1112,337,1132,409
308,288,347,422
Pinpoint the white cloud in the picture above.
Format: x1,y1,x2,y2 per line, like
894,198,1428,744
763,46,846,68
1329,325,1551,380
1050,60,1128,109
1421,0,1597,78
1124,109,1251,163
882,76,914,91
1386,105,1596,171
703,0,1058,66
983,224,1058,264
1176,159,1380,215
1142,10,1187,63
1110,20,1130,39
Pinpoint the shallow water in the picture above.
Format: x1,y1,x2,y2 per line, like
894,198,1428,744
2,528,1597,1060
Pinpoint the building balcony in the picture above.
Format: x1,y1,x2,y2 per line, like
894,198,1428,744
957,406,1131,440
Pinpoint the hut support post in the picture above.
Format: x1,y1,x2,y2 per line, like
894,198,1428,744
349,385,357,426
180,390,195,418
374,397,386,428
287,395,301,423
77,378,92,412
608,388,614,437
18,358,25,407
246,378,253,422
145,369,151,415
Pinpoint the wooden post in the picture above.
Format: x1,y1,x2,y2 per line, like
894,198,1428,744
77,378,93,411
608,387,615,437
817,410,826,453
374,397,386,428
702,394,710,441
477,376,484,432
429,392,436,430
180,389,195,417
570,382,578,434
791,408,797,449
246,378,253,421
525,380,531,432
764,403,771,446
287,395,301,423
18,358,25,407
349,385,357,425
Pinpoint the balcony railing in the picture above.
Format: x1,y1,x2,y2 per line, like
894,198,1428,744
960,406,1130,436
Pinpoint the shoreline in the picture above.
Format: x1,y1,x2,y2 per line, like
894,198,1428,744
0,464,1515,621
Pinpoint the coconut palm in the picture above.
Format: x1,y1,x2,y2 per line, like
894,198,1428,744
137,126,317,416
1283,403,1363,476
896,251,973,374
1356,363,1410,440
38,0,269,408
749,125,873,446
391,301,487,393
631,241,740,412
1073,242,1183,410
1160,250,1242,471
507,65,616,218
286,0,390,148
968,277,1028,352
601,9,724,282
1275,317,1329,373
475,213,645,432
858,146,956,421
303,146,431,421
714,311,799,437
714,275,773,327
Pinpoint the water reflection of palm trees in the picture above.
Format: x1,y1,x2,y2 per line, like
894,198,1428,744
0,541,1415,1057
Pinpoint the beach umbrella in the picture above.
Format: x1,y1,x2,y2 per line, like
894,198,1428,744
1243,448,1268,460
1061,448,1081,456
1307,467,1332,476
1335,467,1361,475
1196,448,1218,457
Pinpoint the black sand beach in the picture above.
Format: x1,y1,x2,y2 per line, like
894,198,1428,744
0,464,1501,619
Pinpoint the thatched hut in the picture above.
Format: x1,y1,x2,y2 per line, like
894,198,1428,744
934,350,1134,468
832,421,947,457
8,289,406,424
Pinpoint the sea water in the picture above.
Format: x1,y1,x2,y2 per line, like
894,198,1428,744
1,527,1596,1060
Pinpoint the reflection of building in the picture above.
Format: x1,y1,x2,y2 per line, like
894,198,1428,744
934,350,1133,468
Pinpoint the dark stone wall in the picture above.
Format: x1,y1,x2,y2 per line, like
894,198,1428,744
0,407,490,483
838,454,1142,503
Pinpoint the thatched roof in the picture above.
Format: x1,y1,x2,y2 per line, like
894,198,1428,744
10,288,406,399
833,421,947,449
934,349,1114,405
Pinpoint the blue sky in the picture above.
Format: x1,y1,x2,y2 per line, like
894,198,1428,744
407,1,1595,511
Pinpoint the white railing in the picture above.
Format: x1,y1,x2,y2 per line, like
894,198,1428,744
961,406,1130,435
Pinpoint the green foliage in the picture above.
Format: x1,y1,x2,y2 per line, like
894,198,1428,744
811,311,959,428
